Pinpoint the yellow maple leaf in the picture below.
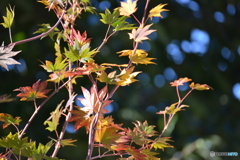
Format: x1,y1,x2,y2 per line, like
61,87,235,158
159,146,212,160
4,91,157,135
119,0,138,16
116,66,141,86
148,3,169,20
130,49,156,65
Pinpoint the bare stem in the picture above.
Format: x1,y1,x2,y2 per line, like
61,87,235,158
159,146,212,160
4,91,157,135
51,62,74,157
141,0,151,24
7,10,65,47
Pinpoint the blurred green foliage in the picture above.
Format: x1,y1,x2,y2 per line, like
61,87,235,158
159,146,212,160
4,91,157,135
0,0,240,160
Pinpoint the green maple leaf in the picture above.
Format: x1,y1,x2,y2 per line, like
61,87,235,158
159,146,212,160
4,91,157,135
100,9,120,25
97,70,118,84
40,53,67,72
100,8,136,31
1,5,15,28
44,101,64,132
65,43,97,62
0,42,21,71
33,23,59,40
112,16,136,31
60,139,77,147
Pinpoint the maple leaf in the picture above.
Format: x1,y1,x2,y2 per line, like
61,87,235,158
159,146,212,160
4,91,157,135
60,139,77,147
0,94,15,103
33,23,59,40
14,80,51,101
78,85,112,115
127,147,147,160
40,53,67,72
95,116,123,149
170,77,192,87
116,66,141,86
0,113,21,129
1,5,15,28
151,137,173,151
119,0,138,16
190,82,213,90
0,42,21,71
117,49,156,64
97,70,118,85
148,4,169,20
67,28,91,47
128,24,156,43
68,106,92,132
44,101,63,132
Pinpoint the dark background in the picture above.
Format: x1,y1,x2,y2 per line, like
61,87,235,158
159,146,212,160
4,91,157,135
0,0,240,160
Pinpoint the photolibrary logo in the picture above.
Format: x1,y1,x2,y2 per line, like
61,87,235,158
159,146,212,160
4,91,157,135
210,151,238,157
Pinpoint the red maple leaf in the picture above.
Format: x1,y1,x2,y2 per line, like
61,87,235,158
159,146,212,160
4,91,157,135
14,80,51,101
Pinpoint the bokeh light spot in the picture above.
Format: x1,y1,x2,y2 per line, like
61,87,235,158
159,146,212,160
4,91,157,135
232,83,240,100
138,73,150,86
146,105,157,113
226,4,236,16
154,74,165,88
218,61,228,71
98,1,111,11
214,12,225,23
163,67,177,81
188,1,199,11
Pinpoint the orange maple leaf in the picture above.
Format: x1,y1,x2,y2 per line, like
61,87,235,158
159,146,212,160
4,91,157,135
14,80,51,101
68,106,92,132
128,24,156,43
148,4,169,20
119,0,138,16
170,77,192,87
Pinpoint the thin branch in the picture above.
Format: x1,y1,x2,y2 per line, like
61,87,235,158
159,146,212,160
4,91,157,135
18,79,71,139
141,0,151,24
7,10,65,47
51,61,75,157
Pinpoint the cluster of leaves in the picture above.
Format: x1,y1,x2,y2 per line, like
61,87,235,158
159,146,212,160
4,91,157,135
0,0,211,160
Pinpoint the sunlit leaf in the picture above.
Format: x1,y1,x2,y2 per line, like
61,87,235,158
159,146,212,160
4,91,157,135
148,4,169,20
14,80,51,101
0,113,21,129
0,42,21,71
170,77,192,87
44,101,64,132
60,139,77,147
100,9,120,25
95,116,122,149
79,85,112,115
40,53,67,72
151,137,173,151
128,24,156,43
68,106,92,132
1,5,15,28
119,0,138,16
116,66,141,86
190,82,213,90
97,70,118,84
